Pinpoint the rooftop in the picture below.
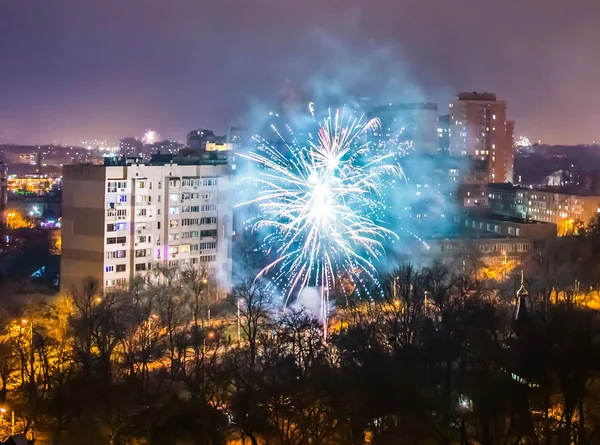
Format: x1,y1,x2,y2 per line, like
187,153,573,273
103,153,229,167
489,182,600,197
371,102,438,113
457,92,498,101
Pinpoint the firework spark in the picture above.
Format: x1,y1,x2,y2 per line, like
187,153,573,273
142,129,159,145
238,107,403,335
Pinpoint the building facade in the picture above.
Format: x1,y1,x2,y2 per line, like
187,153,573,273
61,156,232,292
489,183,600,233
450,92,514,184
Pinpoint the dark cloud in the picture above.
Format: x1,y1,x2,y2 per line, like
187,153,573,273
0,0,598,144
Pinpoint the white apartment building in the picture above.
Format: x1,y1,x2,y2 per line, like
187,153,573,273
61,156,232,292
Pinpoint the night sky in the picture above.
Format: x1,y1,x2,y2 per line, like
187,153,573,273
1,0,598,145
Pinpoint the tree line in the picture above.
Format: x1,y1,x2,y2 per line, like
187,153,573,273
0,253,599,445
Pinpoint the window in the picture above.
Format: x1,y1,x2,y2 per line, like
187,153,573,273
105,265,114,273
136,235,149,243
169,193,180,202
180,244,191,253
169,207,180,215
200,230,217,238
182,231,199,239
202,193,213,200
168,260,179,268
107,183,117,193
107,250,126,259
200,217,217,225
135,195,150,203
116,222,126,231
168,233,179,241
136,222,151,231
199,255,216,263
169,246,180,255
116,236,126,244
135,263,147,271
135,208,147,217
182,192,199,200
107,237,117,244
182,178,200,187
137,180,147,189
169,220,179,228
202,178,218,186
199,241,216,250
135,249,149,258
182,218,200,226
119,195,127,203
201,204,216,211
116,264,126,272
169,179,180,187
107,224,116,232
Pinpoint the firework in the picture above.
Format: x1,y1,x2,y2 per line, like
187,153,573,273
238,107,404,337
142,129,159,145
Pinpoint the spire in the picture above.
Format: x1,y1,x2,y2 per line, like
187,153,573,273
515,270,529,321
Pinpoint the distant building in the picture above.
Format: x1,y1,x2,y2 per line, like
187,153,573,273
61,154,233,292
450,92,515,184
457,158,489,207
437,114,451,152
148,140,184,156
119,138,144,157
186,129,227,153
227,126,249,153
369,103,439,154
489,183,600,233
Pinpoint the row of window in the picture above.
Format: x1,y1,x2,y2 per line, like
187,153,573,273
107,250,126,259
169,178,218,188
169,244,200,255
106,264,126,273
107,209,127,218
107,236,127,245
105,278,127,287
107,222,127,232
479,243,530,253
168,204,217,214
107,195,127,204
107,181,128,193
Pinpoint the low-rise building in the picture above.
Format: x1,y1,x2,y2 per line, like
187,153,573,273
489,183,600,233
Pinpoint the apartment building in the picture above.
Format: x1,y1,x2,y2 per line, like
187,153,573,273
450,92,514,184
489,183,600,233
61,155,232,292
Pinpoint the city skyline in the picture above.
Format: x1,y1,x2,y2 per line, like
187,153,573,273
1,0,599,145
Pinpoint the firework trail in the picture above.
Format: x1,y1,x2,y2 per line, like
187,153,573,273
238,107,404,337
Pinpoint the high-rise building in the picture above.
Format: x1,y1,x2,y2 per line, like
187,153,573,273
61,154,232,292
449,92,514,183
437,114,451,152
369,103,439,154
